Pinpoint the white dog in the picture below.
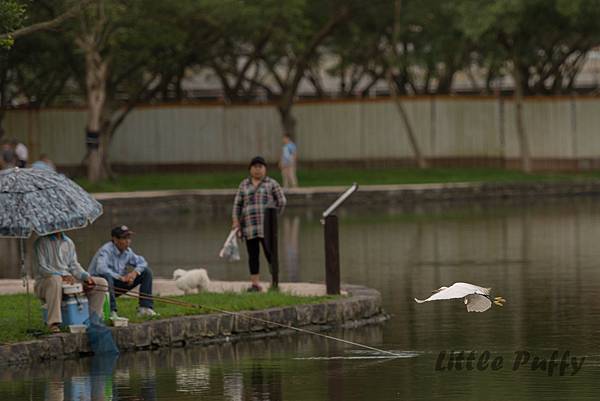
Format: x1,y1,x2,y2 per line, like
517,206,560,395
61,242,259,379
172,268,210,295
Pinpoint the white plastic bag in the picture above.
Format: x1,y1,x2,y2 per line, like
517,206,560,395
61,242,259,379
219,229,241,262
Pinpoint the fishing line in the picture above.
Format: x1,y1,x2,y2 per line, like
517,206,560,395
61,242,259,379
89,283,400,358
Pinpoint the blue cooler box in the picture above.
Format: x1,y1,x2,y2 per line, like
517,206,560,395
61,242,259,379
42,296,90,326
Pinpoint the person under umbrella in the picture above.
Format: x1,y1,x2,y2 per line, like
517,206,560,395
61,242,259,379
0,167,104,332
34,232,108,333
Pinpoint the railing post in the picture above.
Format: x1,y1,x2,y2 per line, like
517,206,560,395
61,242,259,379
324,215,340,295
321,183,358,296
264,207,279,289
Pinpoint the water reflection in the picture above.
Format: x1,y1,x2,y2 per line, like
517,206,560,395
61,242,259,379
39,354,118,401
282,216,300,282
2,325,384,401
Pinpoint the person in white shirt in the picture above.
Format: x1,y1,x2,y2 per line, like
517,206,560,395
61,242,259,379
12,139,28,168
34,232,108,333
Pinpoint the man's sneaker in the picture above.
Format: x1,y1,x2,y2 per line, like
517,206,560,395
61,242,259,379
137,307,159,317
110,311,120,320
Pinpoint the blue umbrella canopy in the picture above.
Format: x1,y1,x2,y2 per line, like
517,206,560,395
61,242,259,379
0,167,103,238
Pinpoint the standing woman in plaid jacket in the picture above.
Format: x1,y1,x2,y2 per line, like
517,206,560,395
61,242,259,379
232,156,287,291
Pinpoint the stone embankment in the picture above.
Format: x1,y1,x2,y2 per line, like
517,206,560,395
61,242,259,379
0,284,386,367
94,181,600,215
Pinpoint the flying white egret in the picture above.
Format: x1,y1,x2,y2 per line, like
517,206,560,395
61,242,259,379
414,282,506,312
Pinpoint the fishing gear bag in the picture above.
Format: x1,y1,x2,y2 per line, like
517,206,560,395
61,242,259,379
86,313,119,355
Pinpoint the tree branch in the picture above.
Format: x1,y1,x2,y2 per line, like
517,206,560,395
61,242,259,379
281,5,350,105
0,0,94,41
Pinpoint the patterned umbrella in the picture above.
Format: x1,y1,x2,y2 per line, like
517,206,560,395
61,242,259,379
0,167,102,238
0,167,103,330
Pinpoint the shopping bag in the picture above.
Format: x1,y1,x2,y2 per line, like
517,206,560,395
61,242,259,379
219,229,241,262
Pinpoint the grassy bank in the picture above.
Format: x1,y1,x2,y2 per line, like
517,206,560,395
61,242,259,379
0,292,333,344
75,167,600,193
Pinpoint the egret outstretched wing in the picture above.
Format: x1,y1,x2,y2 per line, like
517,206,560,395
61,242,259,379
414,282,490,303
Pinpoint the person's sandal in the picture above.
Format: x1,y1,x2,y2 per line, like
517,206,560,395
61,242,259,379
49,324,61,334
247,284,263,292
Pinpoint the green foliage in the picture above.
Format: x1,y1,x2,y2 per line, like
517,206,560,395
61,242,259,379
2,25,75,106
456,0,600,93
328,0,475,95
4,0,600,112
0,0,25,48
0,36,14,48
0,0,25,32
193,0,350,104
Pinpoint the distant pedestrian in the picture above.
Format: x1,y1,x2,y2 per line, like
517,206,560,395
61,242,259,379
12,139,28,168
0,140,15,170
232,156,287,291
279,134,298,188
32,154,56,172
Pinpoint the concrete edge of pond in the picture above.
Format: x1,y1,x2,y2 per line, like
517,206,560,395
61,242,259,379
0,284,388,367
92,181,600,213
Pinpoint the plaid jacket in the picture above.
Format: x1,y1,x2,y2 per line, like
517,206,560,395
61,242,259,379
232,176,286,240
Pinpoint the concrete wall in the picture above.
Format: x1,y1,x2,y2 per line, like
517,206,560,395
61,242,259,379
3,96,600,169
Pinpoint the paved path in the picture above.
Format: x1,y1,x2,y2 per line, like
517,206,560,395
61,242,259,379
0,279,333,297
92,182,479,200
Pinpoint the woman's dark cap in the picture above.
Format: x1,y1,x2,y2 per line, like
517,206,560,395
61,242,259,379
249,156,267,168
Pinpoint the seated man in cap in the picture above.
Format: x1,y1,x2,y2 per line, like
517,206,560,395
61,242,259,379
88,225,158,318
33,232,108,333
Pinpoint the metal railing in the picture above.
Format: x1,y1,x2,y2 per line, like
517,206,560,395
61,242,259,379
321,183,359,224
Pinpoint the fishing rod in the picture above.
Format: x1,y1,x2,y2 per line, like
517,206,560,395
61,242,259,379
89,283,400,358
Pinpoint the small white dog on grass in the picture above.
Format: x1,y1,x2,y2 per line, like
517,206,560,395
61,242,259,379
172,268,210,295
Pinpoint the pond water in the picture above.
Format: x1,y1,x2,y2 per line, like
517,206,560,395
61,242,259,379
2,197,600,400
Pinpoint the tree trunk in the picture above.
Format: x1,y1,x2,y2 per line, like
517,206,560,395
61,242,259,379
277,104,296,138
512,64,531,173
386,0,427,169
386,70,428,168
83,45,109,183
0,66,6,138
101,126,115,180
87,138,106,182
267,6,348,139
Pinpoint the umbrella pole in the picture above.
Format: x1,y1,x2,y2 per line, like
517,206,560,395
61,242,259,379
20,238,31,329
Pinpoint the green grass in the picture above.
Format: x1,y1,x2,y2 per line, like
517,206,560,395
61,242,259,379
75,167,600,193
77,170,250,192
0,292,334,344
